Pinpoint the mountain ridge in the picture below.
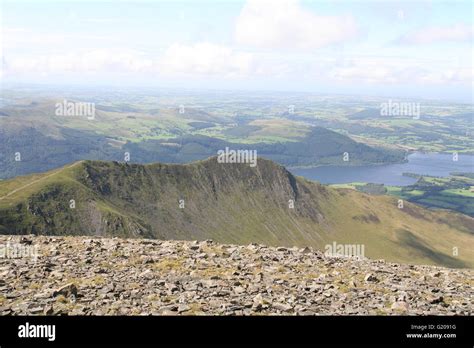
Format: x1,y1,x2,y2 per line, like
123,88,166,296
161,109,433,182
0,156,473,268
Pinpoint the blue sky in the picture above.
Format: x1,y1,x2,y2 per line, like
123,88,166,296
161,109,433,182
1,0,473,102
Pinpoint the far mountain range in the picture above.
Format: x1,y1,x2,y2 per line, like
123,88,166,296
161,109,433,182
0,97,406,179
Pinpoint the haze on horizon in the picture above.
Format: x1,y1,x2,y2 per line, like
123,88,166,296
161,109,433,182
1,0,473,102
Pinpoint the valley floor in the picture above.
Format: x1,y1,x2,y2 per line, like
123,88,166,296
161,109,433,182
0,235,472,316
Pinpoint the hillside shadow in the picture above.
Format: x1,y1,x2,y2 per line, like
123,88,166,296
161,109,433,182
397,229,467,268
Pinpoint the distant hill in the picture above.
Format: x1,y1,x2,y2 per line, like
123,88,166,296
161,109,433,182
348,108,381,119
123,127,405,167
0,101,405,178
0,157,472,268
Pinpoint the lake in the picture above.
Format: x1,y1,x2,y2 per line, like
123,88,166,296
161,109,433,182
289,152,474,186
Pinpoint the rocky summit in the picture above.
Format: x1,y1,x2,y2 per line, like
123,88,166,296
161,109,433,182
0,235,472,316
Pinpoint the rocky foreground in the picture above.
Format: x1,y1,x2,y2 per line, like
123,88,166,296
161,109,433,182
0,235,472,316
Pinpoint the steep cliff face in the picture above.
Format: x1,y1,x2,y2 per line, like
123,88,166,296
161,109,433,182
49,157,329,245
0,157,473,268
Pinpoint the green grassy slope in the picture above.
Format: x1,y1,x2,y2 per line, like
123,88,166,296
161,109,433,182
0,157,473,268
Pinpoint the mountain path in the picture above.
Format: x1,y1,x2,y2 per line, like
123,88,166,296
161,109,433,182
0,162,82,201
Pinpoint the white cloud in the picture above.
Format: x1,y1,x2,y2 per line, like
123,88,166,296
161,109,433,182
234,0,359,50
397,24,473,44
3,49,153,75
4,46,471,87
2,23,470,88
3,43,259,79
158,42,256,78
328,57,473,85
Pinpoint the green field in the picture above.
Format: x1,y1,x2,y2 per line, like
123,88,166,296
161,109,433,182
332,173,474,217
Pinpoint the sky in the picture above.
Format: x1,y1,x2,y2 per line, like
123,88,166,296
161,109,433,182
1,0,473,102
